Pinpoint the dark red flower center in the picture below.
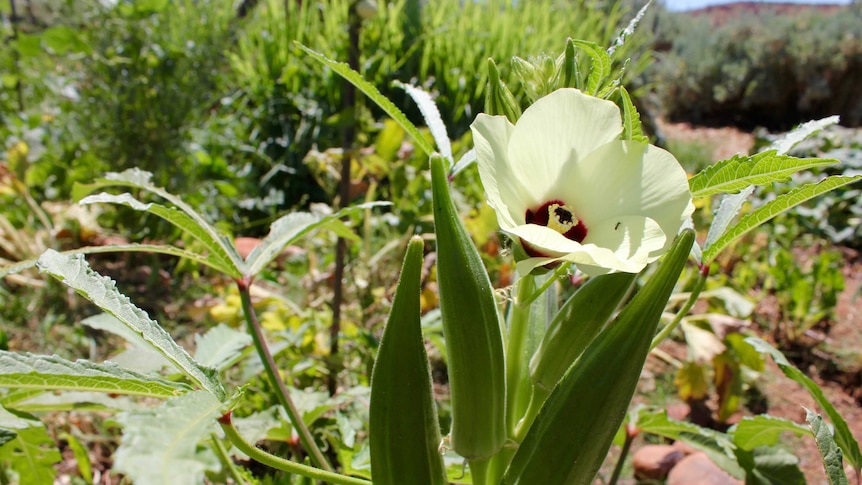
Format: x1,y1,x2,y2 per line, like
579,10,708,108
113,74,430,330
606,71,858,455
524,199,588,242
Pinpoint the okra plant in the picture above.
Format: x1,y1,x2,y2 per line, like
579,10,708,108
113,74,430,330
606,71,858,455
2,12,862,485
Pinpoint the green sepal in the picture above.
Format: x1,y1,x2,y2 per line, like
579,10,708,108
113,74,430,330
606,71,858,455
504,230,695,485
529,272,637,394
430,155,507,460
485,58,521,124
369,236,447,485
560,38,579,89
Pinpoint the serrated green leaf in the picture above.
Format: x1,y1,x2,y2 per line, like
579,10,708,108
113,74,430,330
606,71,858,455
193,324,251,371
12,391,137,413
0,351,189,398
114,391,222,485
636,409,744,478
616,86,647,143
245,202,387,276
570,39,610,95
36,250,225,401
806,408,850,485
79,193,240,277
73,169,243,277
297,43,435,157
770,116,840,156
747,338,862,472
705,187,754,251
702,176,862,264
82,313,174,372
0,243,229,280
689,151,838,198
395,81,452,162
746,446,806,485
0,407,61,485
607,1,651,57
731,415,810,451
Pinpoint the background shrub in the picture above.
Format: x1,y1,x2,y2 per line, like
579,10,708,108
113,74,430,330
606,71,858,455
646,3,862,129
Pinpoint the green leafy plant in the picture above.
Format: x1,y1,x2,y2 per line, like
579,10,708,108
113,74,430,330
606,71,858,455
1,6,861,485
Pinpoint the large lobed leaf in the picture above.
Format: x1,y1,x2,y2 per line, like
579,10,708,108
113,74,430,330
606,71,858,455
244,201,387,276
114,391,222,485
193,324,252,371
36,250,226,401
702,175,862,264
731,415,810,451
0,243,224,281
689,151,838,199
74,169,244,277
0,351,189,398
636,410,743,478
78,193,241,277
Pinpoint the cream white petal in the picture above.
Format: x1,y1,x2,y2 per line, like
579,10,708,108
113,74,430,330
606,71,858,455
550,140,692,243
586,215,666,266
472,113,530,229
508,223,651,275
506,89,622,199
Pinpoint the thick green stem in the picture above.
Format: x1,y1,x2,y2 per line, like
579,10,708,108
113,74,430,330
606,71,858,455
650,266,708,351
521,264,568,307
505,274,536,435
220,412,368,485
512,385,550,444
210,432,245,485
469,456,493,485
236,277,333,472
487,274,542,485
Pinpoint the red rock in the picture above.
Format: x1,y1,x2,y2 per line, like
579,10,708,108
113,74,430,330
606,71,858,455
633,444,685,480
667,403,692,421
667,452,743,485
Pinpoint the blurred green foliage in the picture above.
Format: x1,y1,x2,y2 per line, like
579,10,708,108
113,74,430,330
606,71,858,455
647,3,862,129
3,0,652,234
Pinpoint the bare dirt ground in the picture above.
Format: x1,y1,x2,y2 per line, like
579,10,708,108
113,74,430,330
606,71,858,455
655,118,756,161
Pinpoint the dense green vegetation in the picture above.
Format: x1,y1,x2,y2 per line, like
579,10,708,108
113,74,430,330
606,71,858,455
648,2,862,129
1,0,861,483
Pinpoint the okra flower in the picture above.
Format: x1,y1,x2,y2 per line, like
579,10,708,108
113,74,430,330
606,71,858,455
471,88,693,275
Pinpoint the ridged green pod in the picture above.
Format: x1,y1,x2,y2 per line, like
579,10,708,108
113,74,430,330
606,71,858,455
529,272,637,394
369,237,447,485
431,155,507,460
504,230,695,485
